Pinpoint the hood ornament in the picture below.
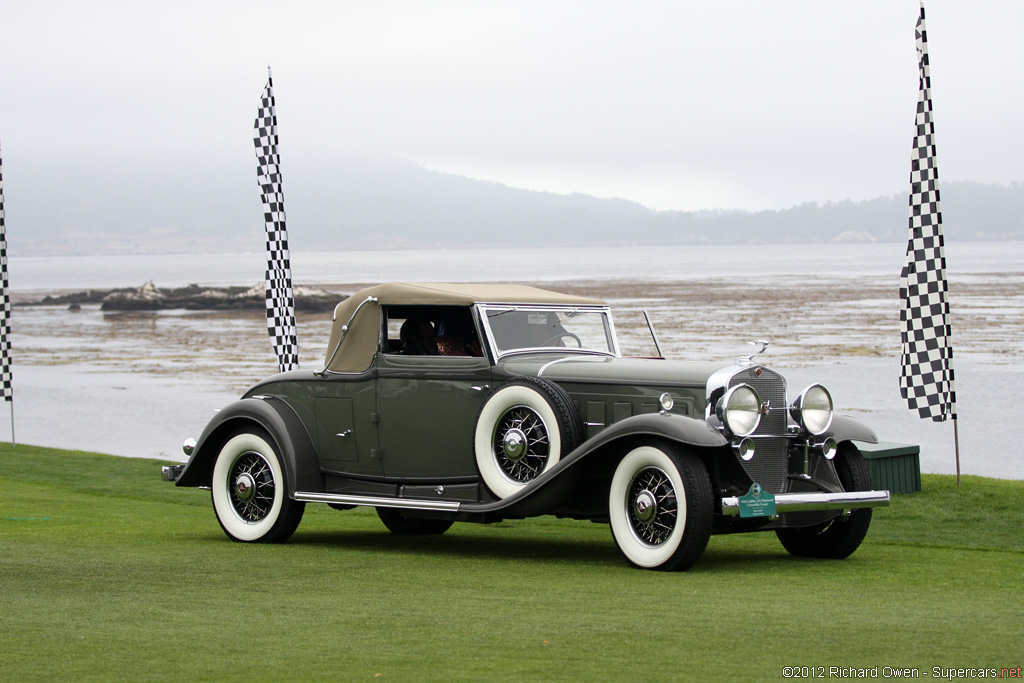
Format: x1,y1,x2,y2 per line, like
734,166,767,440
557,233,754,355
740,339,770,365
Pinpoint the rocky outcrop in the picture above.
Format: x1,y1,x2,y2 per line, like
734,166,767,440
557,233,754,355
100,281,166,310
99,282,339,311
32,282,340,312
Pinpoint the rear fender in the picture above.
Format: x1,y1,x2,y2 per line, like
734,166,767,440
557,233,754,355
174,396,322,495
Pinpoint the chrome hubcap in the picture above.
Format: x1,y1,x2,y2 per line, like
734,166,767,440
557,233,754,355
633,489,657,523
234,472,256,503
502,428,527,462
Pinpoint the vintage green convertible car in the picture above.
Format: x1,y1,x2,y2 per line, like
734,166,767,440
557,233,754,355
165,282,890,571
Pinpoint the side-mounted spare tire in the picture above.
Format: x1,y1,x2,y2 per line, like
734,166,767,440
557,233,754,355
473,376,584,499
211,427,305,543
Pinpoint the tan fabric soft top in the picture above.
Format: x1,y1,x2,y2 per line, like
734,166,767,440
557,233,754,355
323,282,607,373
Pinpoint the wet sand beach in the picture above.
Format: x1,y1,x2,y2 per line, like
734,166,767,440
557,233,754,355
8,270,1022,479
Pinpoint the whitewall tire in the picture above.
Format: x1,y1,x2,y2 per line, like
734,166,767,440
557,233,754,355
211,428,304,543
473,377,582,499
608,442,713,571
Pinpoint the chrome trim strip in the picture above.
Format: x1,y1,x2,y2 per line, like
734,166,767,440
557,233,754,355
719,490,890,516
294,491,461,511
537,354,607,376
506,348,616,362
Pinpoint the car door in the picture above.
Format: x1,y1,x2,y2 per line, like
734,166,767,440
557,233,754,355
375,354,491,480
312,374,383,478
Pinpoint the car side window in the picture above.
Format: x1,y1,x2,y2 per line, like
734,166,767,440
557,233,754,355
383,306,482,357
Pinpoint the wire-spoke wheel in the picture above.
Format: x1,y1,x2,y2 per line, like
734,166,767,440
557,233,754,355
608,442,712,571
625,466,678,546
493,405,551,483
228,451,276,522
211,428,304,543
474,377,582,499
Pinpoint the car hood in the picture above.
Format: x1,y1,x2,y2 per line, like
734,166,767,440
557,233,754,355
499,354,728,389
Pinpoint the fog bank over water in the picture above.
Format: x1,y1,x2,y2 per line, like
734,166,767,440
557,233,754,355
7,154,1024,256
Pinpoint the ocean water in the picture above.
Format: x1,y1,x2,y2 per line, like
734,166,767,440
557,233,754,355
10,241,1024,293
5,241,1023,480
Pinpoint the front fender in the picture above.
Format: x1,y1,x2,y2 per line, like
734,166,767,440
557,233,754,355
467,413,726,517
826,414,878,445
573,412,728,455
174,396,322,495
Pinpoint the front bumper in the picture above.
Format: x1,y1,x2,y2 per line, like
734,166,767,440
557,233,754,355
162,465,185,482
720,489,890,516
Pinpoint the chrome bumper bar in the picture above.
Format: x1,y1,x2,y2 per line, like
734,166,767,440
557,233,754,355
720,490,890,516
162,465,184,482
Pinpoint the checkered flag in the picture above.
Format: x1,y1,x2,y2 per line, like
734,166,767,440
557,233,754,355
254,70,299,372
899,2,956,422
0,139,12,403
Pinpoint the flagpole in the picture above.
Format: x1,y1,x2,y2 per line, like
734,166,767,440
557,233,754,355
953,418,960,486
0,136,12,446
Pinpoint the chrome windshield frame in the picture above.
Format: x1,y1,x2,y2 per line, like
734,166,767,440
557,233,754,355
476,303,621,361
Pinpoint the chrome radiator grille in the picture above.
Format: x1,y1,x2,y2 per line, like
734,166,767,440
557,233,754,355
730,366,789,493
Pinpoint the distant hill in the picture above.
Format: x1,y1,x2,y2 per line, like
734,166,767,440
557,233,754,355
8,154,1023,255
287,159,1024,250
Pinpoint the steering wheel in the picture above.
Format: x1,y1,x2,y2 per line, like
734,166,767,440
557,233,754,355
541,332,582,348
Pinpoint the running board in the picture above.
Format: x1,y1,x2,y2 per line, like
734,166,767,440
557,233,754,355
294,491,462,512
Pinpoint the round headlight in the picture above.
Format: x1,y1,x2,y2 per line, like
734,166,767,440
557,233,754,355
717,384,762,437
791,384,834,435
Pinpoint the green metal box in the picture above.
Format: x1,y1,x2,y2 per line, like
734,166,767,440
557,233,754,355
855,441,922,494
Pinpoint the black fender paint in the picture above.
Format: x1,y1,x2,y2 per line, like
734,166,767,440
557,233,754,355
826,414,879,445
175,396,322,495
462,412,727,517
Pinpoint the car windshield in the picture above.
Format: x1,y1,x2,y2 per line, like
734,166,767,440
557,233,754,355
480,305,618,357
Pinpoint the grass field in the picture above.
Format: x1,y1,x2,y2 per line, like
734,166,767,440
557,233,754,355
2,444,1022,681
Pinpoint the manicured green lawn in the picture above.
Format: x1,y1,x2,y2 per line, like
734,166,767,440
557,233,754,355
2,445,1021,681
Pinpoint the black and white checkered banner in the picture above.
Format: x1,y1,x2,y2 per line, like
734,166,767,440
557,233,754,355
254,72,299,373
0,139,12,402
899,3,956,422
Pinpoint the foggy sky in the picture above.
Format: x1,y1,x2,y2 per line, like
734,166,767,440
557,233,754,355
1,0,1021,229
